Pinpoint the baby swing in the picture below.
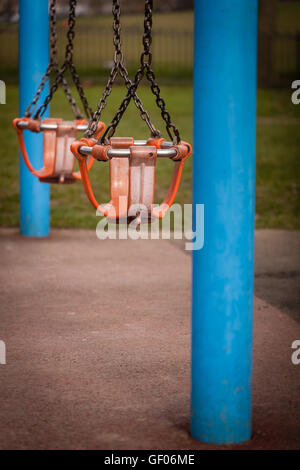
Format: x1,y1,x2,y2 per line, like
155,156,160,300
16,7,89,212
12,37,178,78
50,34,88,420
13,0,105,184
71,0,192,222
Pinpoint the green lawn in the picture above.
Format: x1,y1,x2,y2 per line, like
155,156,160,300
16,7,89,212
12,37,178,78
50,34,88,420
0,85,299,229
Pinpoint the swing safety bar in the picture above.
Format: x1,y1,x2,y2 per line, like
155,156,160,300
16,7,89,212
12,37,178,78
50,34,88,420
78,145,178,159
15,120,89,132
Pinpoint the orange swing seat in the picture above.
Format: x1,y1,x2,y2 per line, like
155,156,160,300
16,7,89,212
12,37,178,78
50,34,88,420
13,117,106,184
71,136,192,222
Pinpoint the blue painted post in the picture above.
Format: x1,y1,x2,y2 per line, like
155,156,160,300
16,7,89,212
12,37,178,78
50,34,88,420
19,0,50,237
192,0,258,444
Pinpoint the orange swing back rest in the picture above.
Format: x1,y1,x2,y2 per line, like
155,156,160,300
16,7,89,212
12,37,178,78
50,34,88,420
71,136,192,222
12,117,106,184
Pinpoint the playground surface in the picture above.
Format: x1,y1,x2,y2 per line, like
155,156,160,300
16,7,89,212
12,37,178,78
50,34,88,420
0,228,299,450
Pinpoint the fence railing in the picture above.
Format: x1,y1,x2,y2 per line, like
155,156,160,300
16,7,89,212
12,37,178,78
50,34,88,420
70,26,193,76
258,32,300,87
0,24,299,86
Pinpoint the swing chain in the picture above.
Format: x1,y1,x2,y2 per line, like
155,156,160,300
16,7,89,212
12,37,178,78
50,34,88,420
101,0,181,144
86,0,160,140
142,0,180,143
112,0,123,63
119,61,160,138
145,66,181,144
84,0,121,137
142,0,180,144
25,0,82,119
34,0,93,120
49,0,59,66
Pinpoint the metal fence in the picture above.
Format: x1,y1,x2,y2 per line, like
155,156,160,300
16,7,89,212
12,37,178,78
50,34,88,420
0,24,299,86
69,26,194,75
258,32,300,87
0,24,193,77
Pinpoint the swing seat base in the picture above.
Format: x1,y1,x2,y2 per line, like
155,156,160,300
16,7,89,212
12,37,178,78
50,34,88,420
38,175,77,184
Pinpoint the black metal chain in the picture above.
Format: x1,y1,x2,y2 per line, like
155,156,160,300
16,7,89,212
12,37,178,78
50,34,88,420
86,0,160,140
25,0,82,119
34,0,93,120
101,0,181,144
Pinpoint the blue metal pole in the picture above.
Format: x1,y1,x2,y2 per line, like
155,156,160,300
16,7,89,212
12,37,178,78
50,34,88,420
192,0,258,444
19,0,50,237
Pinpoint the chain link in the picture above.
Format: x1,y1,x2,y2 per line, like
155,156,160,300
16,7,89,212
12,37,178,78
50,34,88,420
86,0,160,141
34,0,93,120
102,0,181,144
25,0,82,119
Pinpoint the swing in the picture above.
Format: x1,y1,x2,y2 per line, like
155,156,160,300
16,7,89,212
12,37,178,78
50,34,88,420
71,137,191,220
13,117,104,184
13,0,105,184
71,0,192,222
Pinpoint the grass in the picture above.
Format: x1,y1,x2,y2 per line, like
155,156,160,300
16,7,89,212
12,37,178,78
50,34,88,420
0,85,299,230
256,122,300,229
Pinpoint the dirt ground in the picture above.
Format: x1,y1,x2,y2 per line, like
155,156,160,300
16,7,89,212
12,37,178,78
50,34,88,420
0,228,299,450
